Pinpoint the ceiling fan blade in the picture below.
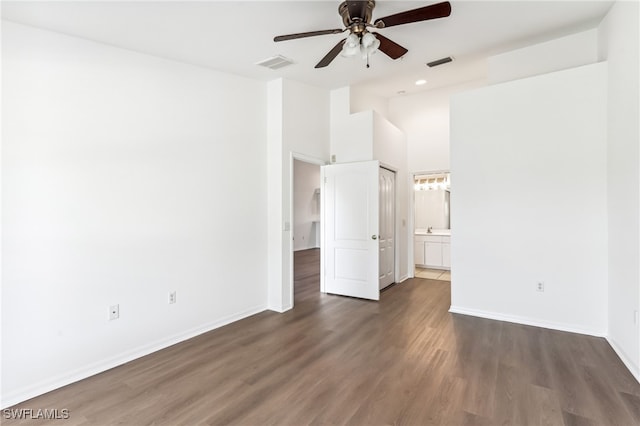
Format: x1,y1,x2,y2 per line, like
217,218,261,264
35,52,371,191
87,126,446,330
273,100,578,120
374,33,408,60
346,1,367,20
374,1,451,28
274,29,344,42
315,39,347,68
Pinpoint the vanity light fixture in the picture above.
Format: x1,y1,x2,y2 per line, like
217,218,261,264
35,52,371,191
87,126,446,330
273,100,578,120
415,173,450,191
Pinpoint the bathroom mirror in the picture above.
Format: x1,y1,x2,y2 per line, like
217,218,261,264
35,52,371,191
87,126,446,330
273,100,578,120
414,172,450,231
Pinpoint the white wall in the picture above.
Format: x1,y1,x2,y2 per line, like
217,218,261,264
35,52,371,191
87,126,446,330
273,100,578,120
450,62,608,336
389,29,598,176
388,80,486,174
267,79,330,312
598,0,640,379
330,87,374,164
488,29,599,84
1,22,268,407
293,160,321,251
350,86,389,118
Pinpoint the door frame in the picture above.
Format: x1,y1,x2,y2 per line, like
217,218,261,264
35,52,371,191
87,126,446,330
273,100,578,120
289,152,326,308
379,162,402,285
411,169,451,278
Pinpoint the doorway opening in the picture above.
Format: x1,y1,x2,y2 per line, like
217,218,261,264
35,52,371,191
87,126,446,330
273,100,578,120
292,158,322,304
413,171,451,281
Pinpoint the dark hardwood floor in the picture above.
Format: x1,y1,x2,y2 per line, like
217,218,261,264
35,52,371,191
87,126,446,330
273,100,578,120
5,248,640,425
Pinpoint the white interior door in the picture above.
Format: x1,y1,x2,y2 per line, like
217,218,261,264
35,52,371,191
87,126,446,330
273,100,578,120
322,161,379,301
379,167,395,289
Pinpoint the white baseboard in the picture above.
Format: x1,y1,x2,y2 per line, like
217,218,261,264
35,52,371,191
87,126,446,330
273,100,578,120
448,305,606,337
270,304,292,313
293,246,318,252
606,336,640,384
267,300,292,313
1,304,267,409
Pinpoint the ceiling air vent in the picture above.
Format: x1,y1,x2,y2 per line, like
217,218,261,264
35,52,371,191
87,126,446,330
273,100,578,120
256,55,294,70
426,56,453,68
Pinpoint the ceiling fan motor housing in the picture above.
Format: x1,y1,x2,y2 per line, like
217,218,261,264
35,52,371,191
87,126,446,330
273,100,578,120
339,0,376,28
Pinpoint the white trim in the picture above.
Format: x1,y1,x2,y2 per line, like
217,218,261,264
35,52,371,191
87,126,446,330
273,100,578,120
1,304,267,409
320,166,326,294
293,246,317,252
379,165,400,287
407,174,415,279
291,152,326,167
448,305,607,337
606,336,640,384
379,162,398,173
269,304,292,314
288,154,295,310
414,169,451,178
398,274,410,283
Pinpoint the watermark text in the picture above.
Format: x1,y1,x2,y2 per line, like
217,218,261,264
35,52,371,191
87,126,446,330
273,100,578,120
3,408,70,420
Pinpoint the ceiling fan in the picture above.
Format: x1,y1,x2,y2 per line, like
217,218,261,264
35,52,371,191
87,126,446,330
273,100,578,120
273,0,452,69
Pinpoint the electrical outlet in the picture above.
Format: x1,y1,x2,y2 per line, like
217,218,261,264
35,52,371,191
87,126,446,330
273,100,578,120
109,304,119,320
536,282,545,292
169,291,177,304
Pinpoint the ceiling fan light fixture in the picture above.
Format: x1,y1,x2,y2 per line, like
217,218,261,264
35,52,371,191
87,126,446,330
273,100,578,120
341,31,380,59
345,33,359,48
360,32,380,58
341,33,360,57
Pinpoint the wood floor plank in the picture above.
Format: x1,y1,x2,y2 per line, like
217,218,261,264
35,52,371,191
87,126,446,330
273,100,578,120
580,364,638,425
561,410,600,426
4,248,639,425
618,391,640,424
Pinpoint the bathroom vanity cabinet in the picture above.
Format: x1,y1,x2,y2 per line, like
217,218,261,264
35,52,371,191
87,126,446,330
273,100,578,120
414,234,451,270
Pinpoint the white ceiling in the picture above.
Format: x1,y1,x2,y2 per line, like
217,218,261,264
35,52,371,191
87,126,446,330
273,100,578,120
1,0,614,98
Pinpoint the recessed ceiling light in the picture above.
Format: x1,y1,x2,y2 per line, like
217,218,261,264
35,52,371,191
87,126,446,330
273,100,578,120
415,79,427,86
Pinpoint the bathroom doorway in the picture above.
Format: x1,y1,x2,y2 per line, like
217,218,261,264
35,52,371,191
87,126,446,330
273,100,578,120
413,171,451,281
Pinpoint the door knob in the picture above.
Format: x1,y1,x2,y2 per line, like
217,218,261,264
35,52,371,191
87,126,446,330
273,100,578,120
372,235,377,240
